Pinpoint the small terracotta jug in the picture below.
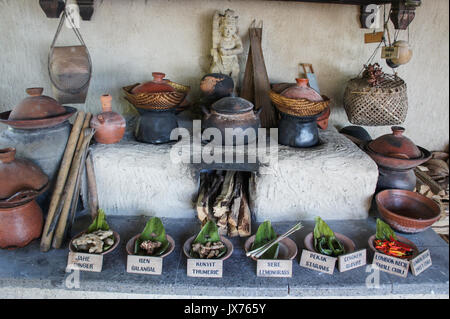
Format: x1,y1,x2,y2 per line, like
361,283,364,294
281,78,323,102
90,94,126,144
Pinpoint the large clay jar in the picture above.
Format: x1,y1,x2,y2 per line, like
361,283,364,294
131,72,175,94
281,78,323,102
90,94,126,144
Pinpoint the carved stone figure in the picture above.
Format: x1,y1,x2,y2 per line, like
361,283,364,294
210,9,244,90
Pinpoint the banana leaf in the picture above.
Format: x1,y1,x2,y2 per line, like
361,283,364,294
134,217,170,256
190,220,226,258
251,221,279,259
313,217,345,257
375,218,397,241
87,209,110,233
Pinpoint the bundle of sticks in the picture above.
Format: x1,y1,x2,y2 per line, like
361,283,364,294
196,170,252,237
40,111,95,252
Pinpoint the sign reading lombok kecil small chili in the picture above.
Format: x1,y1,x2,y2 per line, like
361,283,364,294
410,249,432,276
299,250,337,275
338,249,367,272
257,260,292,277
372,252,409,278
66,252,103,272
187,259,223,278
126,255,163,275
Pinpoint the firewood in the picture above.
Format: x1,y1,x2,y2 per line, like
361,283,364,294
228,189,242,228
228,223,239,237
217,214,228,235
419,184,431,195
196,182,209,223
238,188,251,237
415,168,444,195
213,171,236,218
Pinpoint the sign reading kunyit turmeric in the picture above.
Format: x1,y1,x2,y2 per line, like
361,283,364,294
187,259,223,278
373,252,409,278
299,249,337,275
66,252,103,272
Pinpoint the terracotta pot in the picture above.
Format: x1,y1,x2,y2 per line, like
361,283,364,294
0,88,76,130
281,78,323,102
303,232,356,255
183,235,233,261
202,97,261,146
244,235,298,261
126,234,175,258
0,148,49,201
0,199,43,249
69,230,121,255
90,95,126,144
131,72,176,94
376,189,441,233
316,106,331,130
368,234,419,260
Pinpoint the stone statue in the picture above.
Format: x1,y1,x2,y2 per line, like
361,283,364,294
210,9,244,90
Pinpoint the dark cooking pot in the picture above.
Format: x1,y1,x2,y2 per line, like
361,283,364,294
135,108,178,144
202,97,261,146
278,111,321,148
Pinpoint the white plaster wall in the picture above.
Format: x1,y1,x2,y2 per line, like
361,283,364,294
0,0,448,151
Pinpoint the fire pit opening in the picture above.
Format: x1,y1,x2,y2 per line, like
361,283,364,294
195,170,255,237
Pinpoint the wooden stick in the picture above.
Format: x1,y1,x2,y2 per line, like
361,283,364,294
238,188,251,237
52,128,95,249
40,111,86,252
85,152,99,220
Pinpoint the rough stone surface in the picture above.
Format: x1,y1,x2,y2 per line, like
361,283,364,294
87,129,378,220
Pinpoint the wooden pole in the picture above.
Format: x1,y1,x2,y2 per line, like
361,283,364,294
40,111,86,252
85,152,99,220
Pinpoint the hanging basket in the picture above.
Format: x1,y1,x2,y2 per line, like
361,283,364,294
343,73,408,126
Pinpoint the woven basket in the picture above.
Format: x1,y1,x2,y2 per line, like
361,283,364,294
269,90,331,117
343,74,408,126
123,82,189,111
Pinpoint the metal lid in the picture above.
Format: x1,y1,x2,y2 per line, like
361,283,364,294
211,97,254,114
8,88,66,120
367,126,422,159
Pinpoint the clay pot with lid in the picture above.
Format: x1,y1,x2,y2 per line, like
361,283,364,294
280,78,323,102
90,95,126,144
131,72,175,94
201,96,261,146
0,88,76,129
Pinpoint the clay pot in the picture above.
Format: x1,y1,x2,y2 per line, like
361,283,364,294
278,112,321,148
281,78,323,102
202,97,261,146
368,234,419,260
0,88,76,129
0,199,43,249
386,41,413,68
316,106,331,130
126,234,175,258
200,73,234,103
131,72,176,94
69,230,121,255
0,148,49,201
244,235,298,261
183,235,234,261
135,108,178,144
90,95,126,144
303,232,356,255
376,189,441,233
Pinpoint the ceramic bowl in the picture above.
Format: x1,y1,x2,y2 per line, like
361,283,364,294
69,230,120,256
126,234,175,258
368,234,419,260
376,189,441,233
183,235,233,261
244,235,298,261
303,232,356,255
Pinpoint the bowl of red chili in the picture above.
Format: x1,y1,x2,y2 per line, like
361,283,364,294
368,234,419,260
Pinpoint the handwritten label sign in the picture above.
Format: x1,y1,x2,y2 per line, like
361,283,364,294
257,260,292,278
364,32,384,43
381,46,399,59
410,250,432,276
187,259,223,278
372,252,409,278
66,252,103,272
299,250,337,275
127,255,163,275
338,249,367,272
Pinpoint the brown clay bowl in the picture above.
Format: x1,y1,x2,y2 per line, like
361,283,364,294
183,235,233,261
368,234,419,260
126,233,175,258
303,232,356,256
376,189,441,233
69,230,120,255
244,235,298,261
0,106,77,130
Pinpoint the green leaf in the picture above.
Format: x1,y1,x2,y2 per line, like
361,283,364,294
190,221,226,258
376,218,397,241
313,217,345,257
87,209,110,234
251,221,279,259
313,217,335,239
134,217,170,256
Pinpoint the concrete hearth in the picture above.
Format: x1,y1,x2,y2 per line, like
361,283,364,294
85,128,378,221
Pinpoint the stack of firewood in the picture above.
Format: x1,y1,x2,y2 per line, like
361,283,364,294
415,151,449,237
196,171,251,237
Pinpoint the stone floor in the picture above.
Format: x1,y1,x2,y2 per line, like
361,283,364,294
0,209,448,298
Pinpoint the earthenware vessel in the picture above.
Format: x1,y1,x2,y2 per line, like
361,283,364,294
281,78,323,102
126,234,175,258
303,232,356,255
199,73,234,105
376,189,441,233
183,235,234,261
69,230,121,256
244,235,298,261
368,234,419,260
202,96,261,146
90,94,126,144
131,72,175,94
135,108,178,144
278,111,321,148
